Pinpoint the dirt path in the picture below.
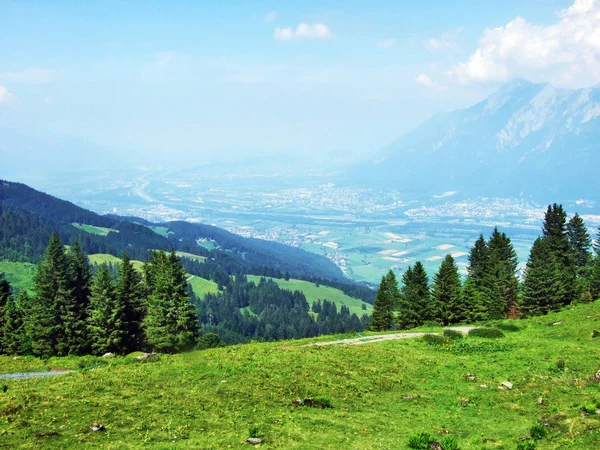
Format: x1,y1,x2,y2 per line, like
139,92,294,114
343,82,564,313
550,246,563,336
303,327,476,347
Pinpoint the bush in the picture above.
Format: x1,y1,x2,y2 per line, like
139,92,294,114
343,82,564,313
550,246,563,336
516,440,537,450
468,328,505,339
443,329,463,340
555,359,565,370
441,435,460,450
495,323,520,332
422,334,452,346
451,341,512,355
529,423,547,440
407,431,433,449
248,425,262,438
422,320,441,327
197,332,222,350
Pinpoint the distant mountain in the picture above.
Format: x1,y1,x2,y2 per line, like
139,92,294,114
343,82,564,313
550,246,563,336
0,180,346,282
353,79,600,201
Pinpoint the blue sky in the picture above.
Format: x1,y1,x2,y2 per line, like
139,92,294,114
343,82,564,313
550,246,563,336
1,0,596,166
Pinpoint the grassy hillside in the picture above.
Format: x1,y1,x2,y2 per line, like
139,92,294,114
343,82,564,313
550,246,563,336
247,275,372,316
0,260,36,293
87,254,145,271
175,251,206,263
187,275,219,298
1,301,600,448
71,223,118,237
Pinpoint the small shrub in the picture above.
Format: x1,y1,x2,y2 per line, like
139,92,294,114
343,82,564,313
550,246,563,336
495,323,520,332
468,328,504,339
407,431,433,449
443,329,463,340
248,425,262,438
452,341,512,354
555,359,565,370
423,320,441,327
529,423,547,440
580,403,597,414
441,435,460,450
423,334,452,346
516,439,537,450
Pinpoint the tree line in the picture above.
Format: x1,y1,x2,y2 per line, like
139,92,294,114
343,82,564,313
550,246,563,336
369,204,600,331
0,233,199,356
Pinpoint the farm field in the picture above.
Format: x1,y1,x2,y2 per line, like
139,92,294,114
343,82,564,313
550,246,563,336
1,301,599,448
71,223,118,237
246,275,372,316
187,275,219,298
87,254,145,272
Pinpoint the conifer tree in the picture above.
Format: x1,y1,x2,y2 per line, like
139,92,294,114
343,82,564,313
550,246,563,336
431,254,464,325
1,292,25,355
463,235,492,321
542,204,576,305
119,252,145,352
29,233,73,357
369,270,398,331
397,262,430,329
567,213,593,300
521,238,565,316
487,228,519,318
88,263,126,355
0,274,12,348
144,250,199,352
64,241,92,354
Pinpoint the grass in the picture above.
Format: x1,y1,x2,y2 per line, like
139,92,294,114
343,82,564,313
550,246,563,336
175,252,206,263
71,223,118,237
187,275,219,298
148,226,172,238
247,275,372,316
0,261,37,294
1,301,600,448
87,254,145,272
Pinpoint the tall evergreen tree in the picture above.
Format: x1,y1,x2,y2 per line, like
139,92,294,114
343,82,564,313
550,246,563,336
1,292,25,355
64,240,93,354
119,252,145,352
521,238,565,316
0,274,12,348
463,235,492,322
487,228,519,318
144,250,199,353
567,214,593,301
542,204,576,305
431,254,464,325
29,233,73,357
87,263,126,355
369,270,398,331
397,262,430,329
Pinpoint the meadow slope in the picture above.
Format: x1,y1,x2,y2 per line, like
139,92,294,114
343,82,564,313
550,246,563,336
0,302,600,449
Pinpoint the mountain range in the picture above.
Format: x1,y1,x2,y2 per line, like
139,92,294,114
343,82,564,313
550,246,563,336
354,79,600,202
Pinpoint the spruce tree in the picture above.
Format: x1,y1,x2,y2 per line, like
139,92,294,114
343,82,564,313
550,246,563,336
567,214,593,301
65,241,92,354
0,274,12,349
369,270,398,331
431,254,464,325
521,238,565,316
119,252,145,352
463,235,492,322
144,250,199,353
487,228,519,318
1,292,25,355
30,233,73,357
87,263,126,355
397,262,430,329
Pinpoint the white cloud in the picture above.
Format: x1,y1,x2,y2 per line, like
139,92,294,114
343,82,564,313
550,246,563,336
376,39,396,49
426,27,463,52
0,85,15,104
264,11,277,23
452,0,600,88
274,23,333,41
0,68,55,84
415,73,444,89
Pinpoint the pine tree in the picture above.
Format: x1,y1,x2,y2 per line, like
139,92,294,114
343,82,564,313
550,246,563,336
0,274,12,349
567,213,593,301
431,254,464,325
64,241,92,354
1,292,25,355
29,233,73,357
463,235,492,322
542,204,576,305
87,263,126,355
487,228,519,318
119,252,145,352
144,250,199,353
397,262,430,329
369,270,398,331
520,238,565,316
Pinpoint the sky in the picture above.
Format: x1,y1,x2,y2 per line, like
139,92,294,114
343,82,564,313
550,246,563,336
1,0,598,168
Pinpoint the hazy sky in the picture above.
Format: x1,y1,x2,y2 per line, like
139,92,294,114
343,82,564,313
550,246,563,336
1,0,598,166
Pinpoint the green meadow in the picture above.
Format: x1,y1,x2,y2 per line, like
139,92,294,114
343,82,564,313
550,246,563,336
1,301,600,449
0,261,37,294
247,276,372,316
71,223,118,237
87,254,145,272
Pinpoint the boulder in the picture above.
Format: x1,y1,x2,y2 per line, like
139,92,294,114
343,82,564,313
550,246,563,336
102,353,115,358
246,437,263,444
91,423,105,432
500,381,513,390
479,385,488,389
594,370,600,382
135,353,158,361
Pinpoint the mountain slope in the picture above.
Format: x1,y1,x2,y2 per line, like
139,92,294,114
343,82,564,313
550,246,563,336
0,180,345,282
356,79,600,200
